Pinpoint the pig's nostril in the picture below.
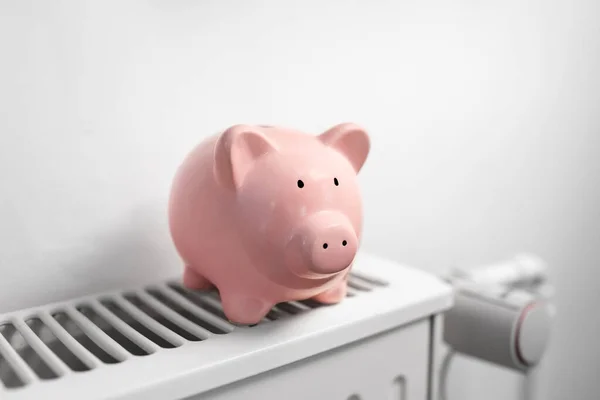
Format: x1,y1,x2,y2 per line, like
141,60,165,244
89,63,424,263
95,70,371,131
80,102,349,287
342,240,347,246
322,243,328,249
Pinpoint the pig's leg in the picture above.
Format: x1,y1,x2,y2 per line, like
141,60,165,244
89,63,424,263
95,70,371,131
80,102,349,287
311,279,348,304
220,293,274,325
182,266,213,290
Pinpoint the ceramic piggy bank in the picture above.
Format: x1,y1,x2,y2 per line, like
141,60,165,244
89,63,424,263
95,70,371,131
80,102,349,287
168,123,370,324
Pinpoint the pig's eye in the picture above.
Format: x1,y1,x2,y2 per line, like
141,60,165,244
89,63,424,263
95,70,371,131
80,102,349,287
297,180,304,188
333,177,339,186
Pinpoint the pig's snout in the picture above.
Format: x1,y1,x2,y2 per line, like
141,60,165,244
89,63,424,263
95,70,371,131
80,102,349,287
289,211,358,276
310,224,358,274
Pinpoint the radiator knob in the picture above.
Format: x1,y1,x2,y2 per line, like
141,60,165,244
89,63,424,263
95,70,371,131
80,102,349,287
443,285,555,371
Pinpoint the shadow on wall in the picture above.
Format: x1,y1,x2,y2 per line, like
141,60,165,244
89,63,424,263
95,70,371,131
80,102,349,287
71,201,182,289
8,201,182,313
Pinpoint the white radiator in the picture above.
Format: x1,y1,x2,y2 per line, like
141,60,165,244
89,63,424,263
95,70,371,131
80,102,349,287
0,253,453,400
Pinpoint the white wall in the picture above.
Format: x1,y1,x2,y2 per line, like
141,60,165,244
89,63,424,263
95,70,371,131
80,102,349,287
1,1,599,399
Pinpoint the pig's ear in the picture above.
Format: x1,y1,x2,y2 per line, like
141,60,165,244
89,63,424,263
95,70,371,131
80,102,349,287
214,124,279,190
318,123,370,173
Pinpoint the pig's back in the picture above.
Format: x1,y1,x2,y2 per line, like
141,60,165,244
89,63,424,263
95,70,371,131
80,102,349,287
168,134,239,271
262,126,322,153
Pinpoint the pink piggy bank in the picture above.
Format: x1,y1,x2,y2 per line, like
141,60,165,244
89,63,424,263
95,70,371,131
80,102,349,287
168,123,370,324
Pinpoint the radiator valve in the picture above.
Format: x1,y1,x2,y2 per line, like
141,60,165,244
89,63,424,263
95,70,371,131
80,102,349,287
443,254,555,371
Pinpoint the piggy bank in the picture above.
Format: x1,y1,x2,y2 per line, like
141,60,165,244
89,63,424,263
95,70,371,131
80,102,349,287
168,123,370,324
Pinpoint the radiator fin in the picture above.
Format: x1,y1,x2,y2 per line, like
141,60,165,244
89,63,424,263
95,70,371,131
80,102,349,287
0,271,387,391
